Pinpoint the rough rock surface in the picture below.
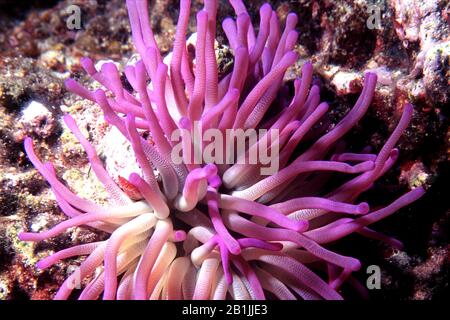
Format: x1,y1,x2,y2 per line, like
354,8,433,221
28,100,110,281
0,0,448,300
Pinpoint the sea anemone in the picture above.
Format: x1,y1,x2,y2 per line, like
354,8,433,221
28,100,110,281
19,0,425,300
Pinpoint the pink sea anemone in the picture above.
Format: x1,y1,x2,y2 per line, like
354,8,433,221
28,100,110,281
19,0,424,300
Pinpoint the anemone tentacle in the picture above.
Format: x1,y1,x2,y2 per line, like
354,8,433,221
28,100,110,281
19,0,424,300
